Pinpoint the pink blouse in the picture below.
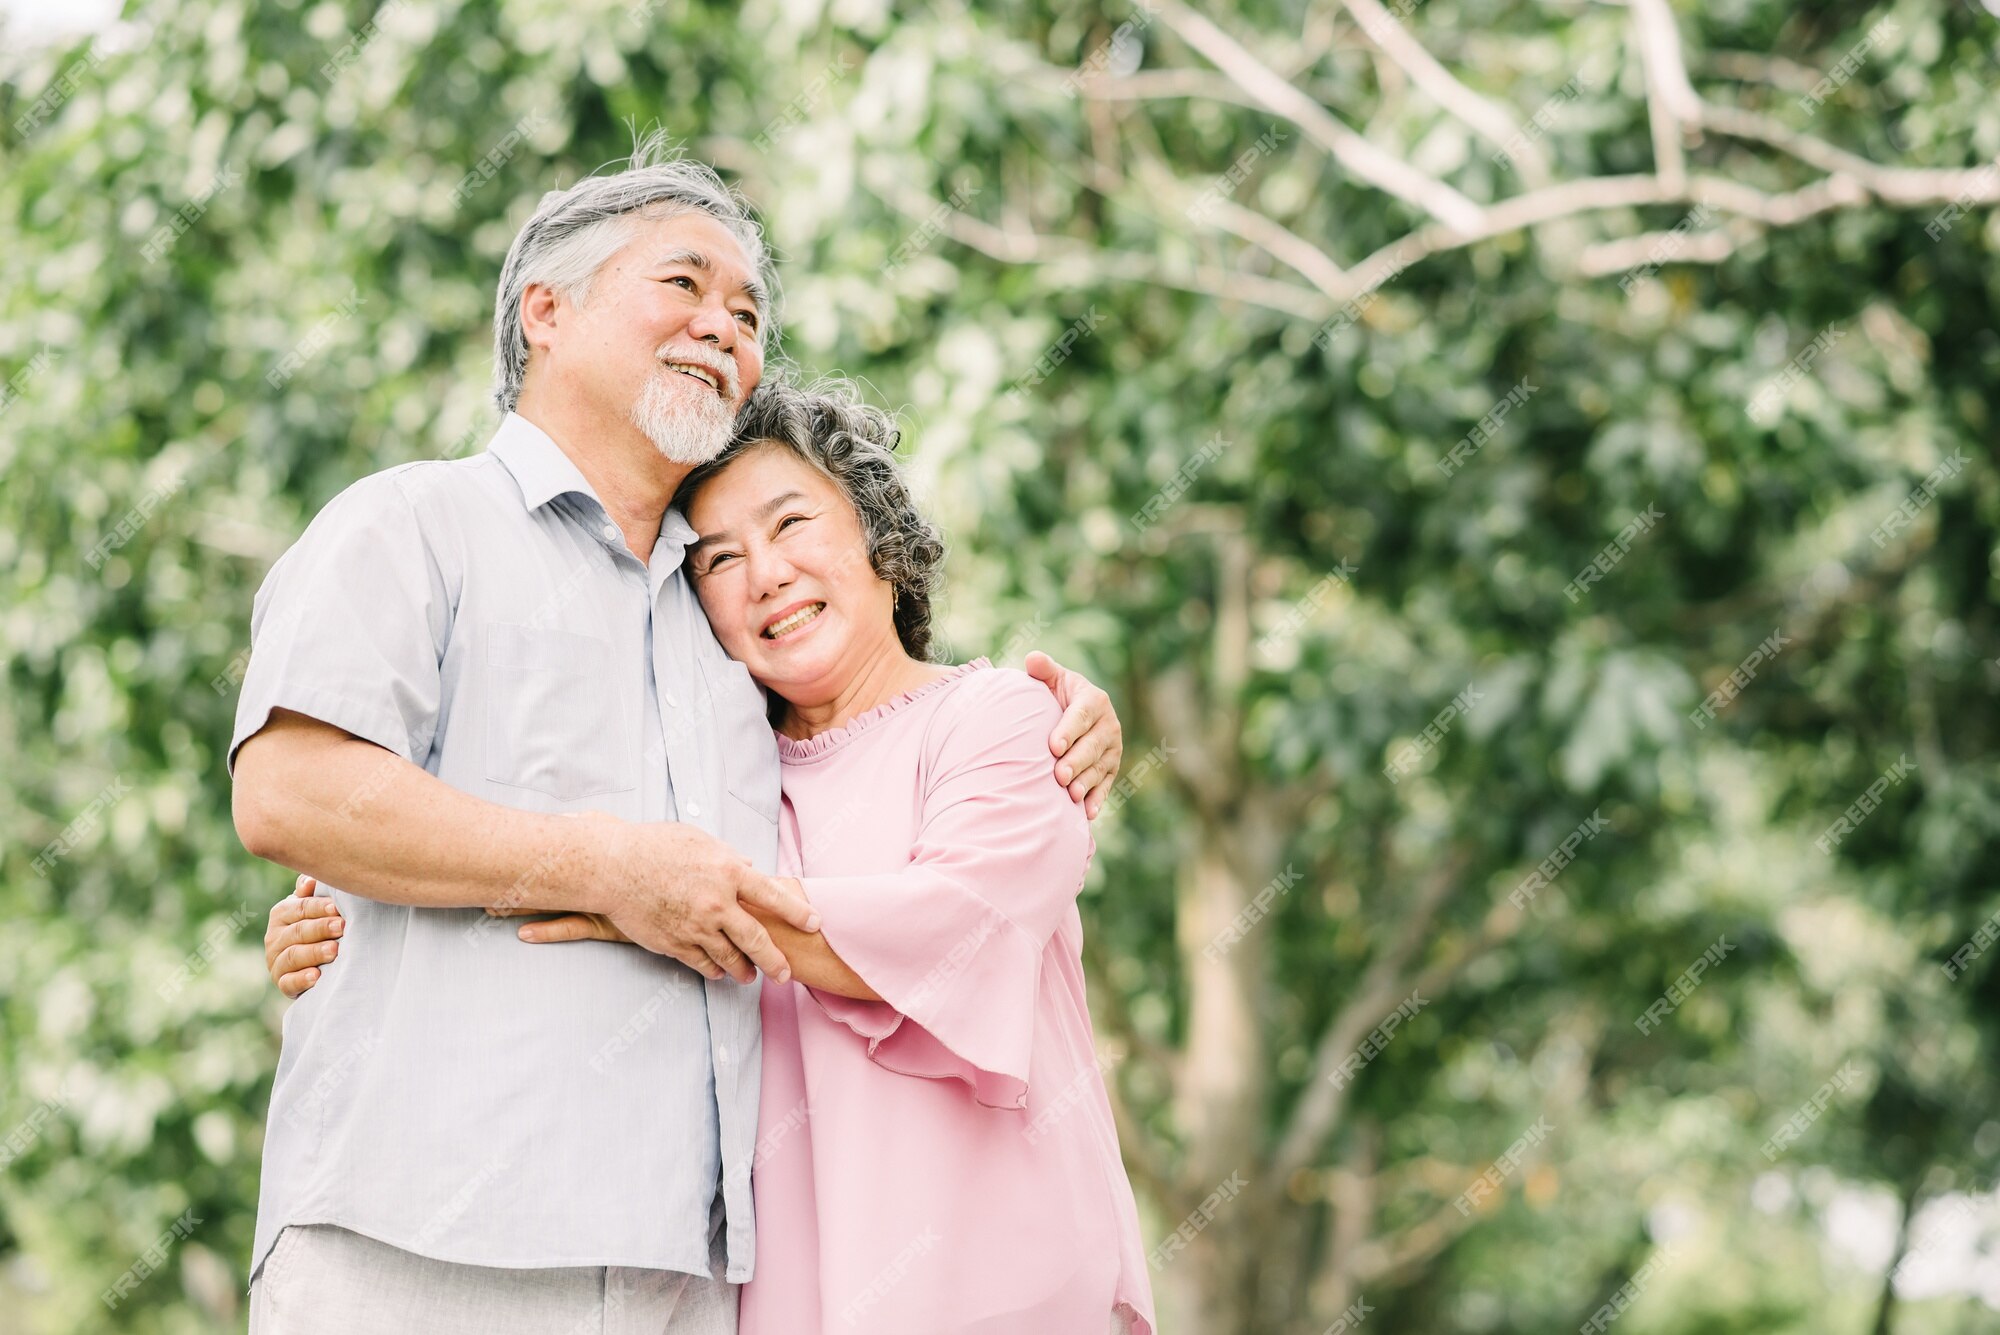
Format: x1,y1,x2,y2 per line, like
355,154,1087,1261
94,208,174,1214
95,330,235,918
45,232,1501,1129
738,661,1155,1335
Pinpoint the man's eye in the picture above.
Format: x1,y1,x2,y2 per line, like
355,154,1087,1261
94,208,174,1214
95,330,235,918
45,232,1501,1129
667,276,696,291
735,309,759,328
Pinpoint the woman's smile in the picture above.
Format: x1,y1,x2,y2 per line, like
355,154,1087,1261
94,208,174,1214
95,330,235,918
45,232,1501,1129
760,600,828,643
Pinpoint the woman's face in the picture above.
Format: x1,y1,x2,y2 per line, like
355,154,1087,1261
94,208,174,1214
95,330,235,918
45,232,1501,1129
686,442,901,703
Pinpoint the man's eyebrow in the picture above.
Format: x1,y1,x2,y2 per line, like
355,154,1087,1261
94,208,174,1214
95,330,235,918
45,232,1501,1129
654,248,769,313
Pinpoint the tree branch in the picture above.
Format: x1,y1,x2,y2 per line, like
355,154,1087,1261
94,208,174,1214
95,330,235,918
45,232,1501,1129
1271,846,1473,1184
1630,0,1700,193
1153,0,1487,232
1340,0,1552,185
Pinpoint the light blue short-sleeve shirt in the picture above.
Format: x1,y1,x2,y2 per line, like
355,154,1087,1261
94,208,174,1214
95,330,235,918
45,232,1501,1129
229,412,779,1284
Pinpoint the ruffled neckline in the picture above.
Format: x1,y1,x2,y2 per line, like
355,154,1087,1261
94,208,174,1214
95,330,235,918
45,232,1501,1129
775,659,991,763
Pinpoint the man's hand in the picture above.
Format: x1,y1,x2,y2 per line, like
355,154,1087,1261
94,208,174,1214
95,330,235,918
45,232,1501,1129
588,816,820,985
1025,650,1125,818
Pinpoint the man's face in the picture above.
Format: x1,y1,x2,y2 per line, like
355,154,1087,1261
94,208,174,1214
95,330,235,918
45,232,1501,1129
536,211,767,464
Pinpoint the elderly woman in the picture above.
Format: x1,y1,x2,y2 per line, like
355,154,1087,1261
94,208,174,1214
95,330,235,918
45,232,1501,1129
264,380,1156,1335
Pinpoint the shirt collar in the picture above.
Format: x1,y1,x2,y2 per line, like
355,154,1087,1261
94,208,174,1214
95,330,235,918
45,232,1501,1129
488,411,701,548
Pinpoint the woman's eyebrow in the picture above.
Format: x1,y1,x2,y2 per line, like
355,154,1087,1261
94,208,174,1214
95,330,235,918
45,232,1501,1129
688,492,810,557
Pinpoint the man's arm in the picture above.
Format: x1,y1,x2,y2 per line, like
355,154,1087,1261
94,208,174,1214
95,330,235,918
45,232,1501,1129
233,709,817,983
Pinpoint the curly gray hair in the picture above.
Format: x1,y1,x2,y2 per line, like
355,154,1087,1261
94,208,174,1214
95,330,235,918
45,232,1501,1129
490,130,779,413
679,378,947,661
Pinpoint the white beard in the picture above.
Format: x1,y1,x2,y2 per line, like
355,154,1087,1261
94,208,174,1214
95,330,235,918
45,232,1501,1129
629,367,736,465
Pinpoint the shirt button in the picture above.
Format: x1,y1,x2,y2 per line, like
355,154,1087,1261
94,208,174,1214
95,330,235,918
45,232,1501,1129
600,522,618,541
663,693,678,709
717,1044,730,1063
686,800,702,818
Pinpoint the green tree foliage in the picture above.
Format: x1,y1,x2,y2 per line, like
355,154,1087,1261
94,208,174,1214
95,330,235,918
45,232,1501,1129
2,1,1996,1331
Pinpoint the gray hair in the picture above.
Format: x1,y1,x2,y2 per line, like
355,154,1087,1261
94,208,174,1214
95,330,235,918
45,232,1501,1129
490,130,779,413
679,378,947,661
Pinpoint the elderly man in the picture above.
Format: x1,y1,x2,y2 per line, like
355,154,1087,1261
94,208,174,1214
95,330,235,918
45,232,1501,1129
229,139,1123,1333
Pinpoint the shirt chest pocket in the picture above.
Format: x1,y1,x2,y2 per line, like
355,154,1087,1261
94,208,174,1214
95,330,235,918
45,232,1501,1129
483,624,638,801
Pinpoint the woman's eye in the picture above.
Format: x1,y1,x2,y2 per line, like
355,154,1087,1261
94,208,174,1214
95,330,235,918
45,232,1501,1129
703,552,737,573
777,515,807,532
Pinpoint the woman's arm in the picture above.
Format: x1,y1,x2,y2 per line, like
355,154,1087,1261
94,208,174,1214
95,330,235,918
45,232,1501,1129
509,881,882,1000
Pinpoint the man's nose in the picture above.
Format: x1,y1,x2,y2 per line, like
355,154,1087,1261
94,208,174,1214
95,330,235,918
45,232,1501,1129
685,299,736,348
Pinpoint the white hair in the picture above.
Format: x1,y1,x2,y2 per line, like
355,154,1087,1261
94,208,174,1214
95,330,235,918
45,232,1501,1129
490,130,778,413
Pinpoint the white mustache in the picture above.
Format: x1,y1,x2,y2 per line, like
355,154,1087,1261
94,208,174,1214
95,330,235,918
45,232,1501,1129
652,343,739,401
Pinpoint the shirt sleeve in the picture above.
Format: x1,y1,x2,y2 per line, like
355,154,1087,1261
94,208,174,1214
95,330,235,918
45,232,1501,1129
800,668,1092,1109
227,468,454,776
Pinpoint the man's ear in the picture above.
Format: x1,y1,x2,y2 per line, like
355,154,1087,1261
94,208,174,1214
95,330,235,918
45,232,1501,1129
519,282,562,355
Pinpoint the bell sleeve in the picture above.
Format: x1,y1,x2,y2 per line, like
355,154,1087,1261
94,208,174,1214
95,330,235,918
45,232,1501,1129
800,669,1093,1109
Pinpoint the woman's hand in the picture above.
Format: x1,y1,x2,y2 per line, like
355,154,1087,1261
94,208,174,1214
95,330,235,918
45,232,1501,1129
266,874,343,998
490,907,634,945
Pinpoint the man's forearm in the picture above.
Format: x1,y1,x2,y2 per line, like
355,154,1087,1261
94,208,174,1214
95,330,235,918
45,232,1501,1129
233,709,620,912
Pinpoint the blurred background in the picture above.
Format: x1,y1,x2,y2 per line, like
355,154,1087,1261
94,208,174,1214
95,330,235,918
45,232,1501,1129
3,0,1999,1330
